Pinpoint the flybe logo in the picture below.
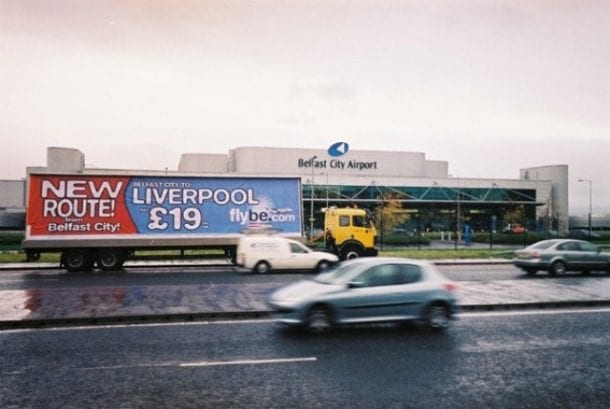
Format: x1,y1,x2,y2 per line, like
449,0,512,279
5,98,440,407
328,142,349,157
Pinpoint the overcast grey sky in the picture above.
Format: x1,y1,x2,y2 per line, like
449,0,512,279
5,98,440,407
1,0,609,214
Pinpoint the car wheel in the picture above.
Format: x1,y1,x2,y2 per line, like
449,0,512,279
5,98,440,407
549,261,565,277
305,305,333,333
253,261,271,274
423,303,451,331
525,268,538,276
315,260,331,273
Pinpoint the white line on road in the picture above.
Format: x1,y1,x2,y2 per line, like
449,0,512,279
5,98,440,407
0,277,60,284
460,307,610,318
74,357,317,372
180,357,317,368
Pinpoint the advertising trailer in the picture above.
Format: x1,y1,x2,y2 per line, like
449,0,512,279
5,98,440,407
23,173,303,271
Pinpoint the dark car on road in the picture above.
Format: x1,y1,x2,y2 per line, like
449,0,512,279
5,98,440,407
513,239,610,276
267,257,459,333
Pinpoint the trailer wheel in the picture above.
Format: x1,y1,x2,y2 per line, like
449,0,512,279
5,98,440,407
96,249,126,271
62,249,93,272
26,251,41,262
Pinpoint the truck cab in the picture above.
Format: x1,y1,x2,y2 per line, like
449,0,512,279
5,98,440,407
323,207,378,260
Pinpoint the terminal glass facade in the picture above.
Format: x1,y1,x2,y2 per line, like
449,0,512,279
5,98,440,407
304,184,540,233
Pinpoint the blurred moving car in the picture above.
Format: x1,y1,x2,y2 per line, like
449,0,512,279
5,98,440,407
267,257,459,333
237,235,339,274
513,239,610,276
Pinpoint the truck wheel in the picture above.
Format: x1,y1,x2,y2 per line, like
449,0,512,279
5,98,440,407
26,251,41,262
341,245,363,260
62,249,93,272
96,249,126,271
253,261,271,274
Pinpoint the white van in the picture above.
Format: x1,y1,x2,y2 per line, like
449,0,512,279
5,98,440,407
237,235,339,274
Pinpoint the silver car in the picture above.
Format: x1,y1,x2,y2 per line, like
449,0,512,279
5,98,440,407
267,257,459,333
513,239,610,276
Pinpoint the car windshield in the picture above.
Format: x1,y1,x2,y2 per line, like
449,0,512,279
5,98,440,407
313,262,361,285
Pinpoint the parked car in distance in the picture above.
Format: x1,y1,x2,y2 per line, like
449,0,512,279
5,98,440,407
267,257,459,333
513,239,610,276
569,229,601,239
503,223,525,234
237,235,339,274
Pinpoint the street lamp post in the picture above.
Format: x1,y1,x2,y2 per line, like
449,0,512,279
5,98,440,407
450,175,460,250
323,172,329,209
578,179,593,240
309,168,315,240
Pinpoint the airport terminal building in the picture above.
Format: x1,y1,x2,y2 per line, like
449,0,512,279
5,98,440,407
1,145,569,234
178,145,568,234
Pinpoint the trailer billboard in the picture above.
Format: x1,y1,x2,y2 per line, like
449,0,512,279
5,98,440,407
26,175,303,238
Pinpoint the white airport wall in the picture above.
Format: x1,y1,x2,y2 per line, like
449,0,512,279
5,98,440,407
521,165,569,233
424,160,449,179
47,147,84,173
178,153,228,173
0,180,25,208
229,146,444,178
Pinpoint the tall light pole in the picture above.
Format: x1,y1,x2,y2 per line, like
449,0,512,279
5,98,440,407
457,175,461,244
450,174,460,250
309,167,315,240
578,179,592,240
322,172,329,209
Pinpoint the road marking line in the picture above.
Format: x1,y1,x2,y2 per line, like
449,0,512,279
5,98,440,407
460,307,610,318
74,357,317,372
180,357,317,368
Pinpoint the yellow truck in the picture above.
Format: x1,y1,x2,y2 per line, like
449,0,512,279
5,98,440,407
321,207,378,260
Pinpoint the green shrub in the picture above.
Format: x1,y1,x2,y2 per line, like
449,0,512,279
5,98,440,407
0,232,24,246
380,233,431,246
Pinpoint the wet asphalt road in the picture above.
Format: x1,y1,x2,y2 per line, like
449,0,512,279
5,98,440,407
1,308,609,409
0,263,590,292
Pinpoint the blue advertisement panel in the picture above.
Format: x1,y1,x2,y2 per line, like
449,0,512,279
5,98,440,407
124,177,302,235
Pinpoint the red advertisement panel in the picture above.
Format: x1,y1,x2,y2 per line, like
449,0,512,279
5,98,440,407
27,175,138,236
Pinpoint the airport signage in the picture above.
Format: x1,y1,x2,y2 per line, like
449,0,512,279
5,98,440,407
297,142,378,171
